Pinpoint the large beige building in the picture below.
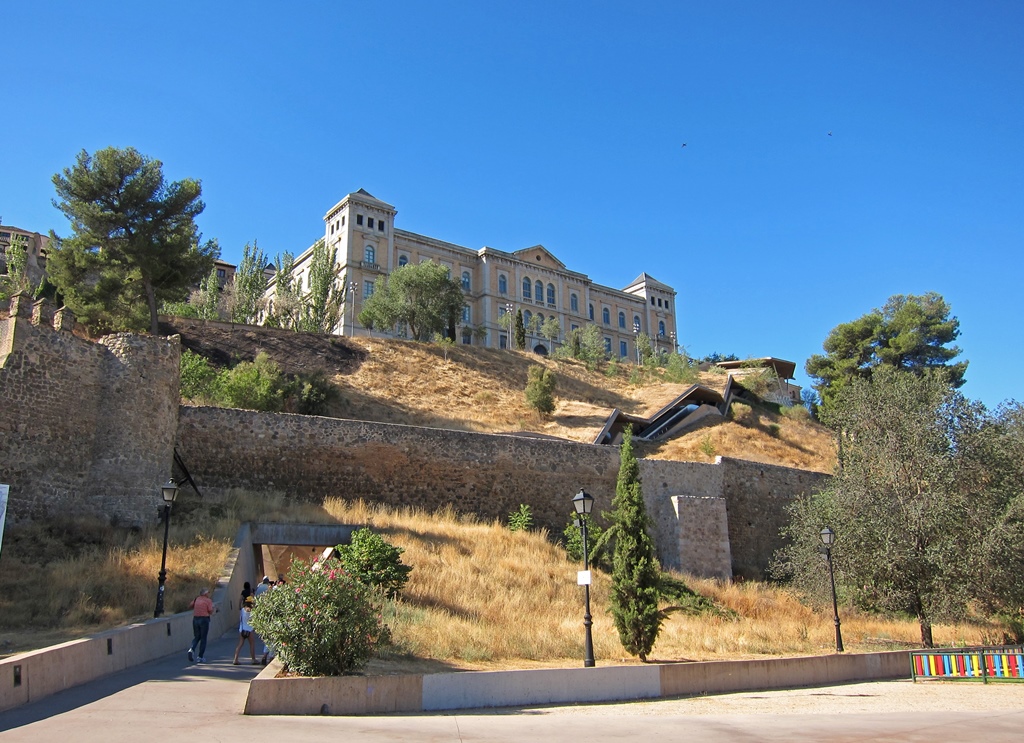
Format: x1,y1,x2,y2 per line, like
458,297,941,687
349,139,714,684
281,189,678,360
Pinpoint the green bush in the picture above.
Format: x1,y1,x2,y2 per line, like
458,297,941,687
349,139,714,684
524,365,556,414
249,559,389,676
562,514,609,570
335,528,413,600
663,353,698,384
507,503,533,532
217,352,284,411
780,403,811,422
284,371,335,416
180,349,219,401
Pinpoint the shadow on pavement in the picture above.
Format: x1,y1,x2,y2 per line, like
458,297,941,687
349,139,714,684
0,633,260,732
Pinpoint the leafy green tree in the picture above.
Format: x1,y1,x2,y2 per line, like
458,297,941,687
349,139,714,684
602,428,663,661
335,528,413,600
0,235,34,300
540,316,560,347
524,364,557,414
264,252,301,329
557,323,608,368
358,260,463,341
806,292,967,411
432,332,455,361
229,240,269,325
48,146,218,333
514,309,526,350
297,238,344,334
773,366,1022,647
699,352,739,364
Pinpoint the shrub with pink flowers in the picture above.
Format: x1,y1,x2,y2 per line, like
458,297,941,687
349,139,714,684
249,559,391,676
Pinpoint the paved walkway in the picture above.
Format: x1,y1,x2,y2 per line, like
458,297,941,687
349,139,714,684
1,632,1023,742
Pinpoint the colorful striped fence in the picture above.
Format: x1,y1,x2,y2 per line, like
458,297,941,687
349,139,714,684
911,646,1024,683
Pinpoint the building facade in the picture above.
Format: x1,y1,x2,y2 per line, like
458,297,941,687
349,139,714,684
278,189,678,359
0,224,49,287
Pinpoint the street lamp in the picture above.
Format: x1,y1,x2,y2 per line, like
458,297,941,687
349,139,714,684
347,281,359,337
669,330,677,355
819,526,844,653
504,302,515,350
572,488,596,668
154,479,180,618
633,320,641,365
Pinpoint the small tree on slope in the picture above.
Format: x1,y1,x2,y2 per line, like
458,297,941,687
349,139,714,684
606,428,663,661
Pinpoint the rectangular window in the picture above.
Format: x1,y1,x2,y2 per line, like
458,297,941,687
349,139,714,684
462,306,471,324
357,214,364,226
368,217,375,229
571,324,579,331
499,334,508,349
341,215,345,226
604,337,612,353
363,281,374,299
620,341,628,358
378,221,385,232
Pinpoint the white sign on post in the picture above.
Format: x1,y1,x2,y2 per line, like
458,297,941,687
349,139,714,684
577,570,592,586
0,484,9,561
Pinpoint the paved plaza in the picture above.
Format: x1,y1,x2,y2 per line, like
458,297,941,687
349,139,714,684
1,632,1023,742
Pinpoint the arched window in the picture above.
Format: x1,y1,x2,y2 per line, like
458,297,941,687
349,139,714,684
537,314,544,324
634,315,641,332
461,271,471,291
618,311,626,329
659,320,666,336
546,283,555,305
570,293,579,312
364,245,375,263
535,280,543,302
602,307,610,325
523,310,533,327
499,275,508,294
398,255,408,267
523,277,532,299
589,304,595,321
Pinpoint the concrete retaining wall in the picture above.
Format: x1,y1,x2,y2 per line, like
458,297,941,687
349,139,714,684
244,650,913,716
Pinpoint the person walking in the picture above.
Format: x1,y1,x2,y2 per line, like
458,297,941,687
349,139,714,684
187,587,217,663
232,597,257,665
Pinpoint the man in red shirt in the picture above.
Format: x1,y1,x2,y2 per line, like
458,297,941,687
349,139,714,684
187,588,217,663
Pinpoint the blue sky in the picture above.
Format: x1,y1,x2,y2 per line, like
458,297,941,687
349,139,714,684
2,2,1021,408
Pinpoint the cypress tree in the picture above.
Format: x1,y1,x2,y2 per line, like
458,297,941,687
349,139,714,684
515,309,527,350
608,428,663,661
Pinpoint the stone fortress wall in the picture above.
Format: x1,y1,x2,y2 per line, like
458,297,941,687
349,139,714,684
0,297,828,578
0,295,181,525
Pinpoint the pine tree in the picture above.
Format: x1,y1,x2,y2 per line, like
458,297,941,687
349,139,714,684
607,428,663,661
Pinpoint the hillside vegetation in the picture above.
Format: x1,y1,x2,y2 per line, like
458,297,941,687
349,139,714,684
166,319,837,473
1,495,1008,664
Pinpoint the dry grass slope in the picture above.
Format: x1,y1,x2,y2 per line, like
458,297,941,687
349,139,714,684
323,338,836,472
2,496,1010,665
